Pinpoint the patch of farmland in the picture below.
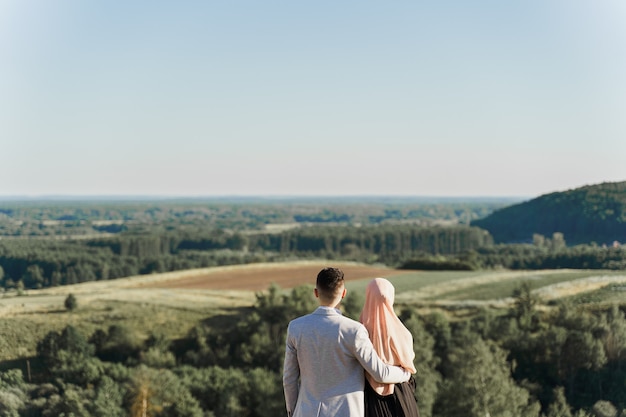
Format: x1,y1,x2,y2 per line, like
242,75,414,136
0,261,405,318
393,269,626,307
4,263,624,323
140,261,407,291
431,270,625,301
533,274,626,300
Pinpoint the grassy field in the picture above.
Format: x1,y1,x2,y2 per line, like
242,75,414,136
391,270,626,301
1,262,625,362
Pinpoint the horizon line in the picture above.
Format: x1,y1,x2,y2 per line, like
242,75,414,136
0,194,530,201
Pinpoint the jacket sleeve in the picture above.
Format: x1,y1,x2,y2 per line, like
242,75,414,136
283,324,300,416
353,325,411,384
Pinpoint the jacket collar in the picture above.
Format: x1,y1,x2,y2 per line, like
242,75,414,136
314,306,343,315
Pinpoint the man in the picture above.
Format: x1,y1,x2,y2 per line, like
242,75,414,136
283,267,411,417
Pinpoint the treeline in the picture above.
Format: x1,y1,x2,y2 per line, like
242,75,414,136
399,243,626,271
1,285,625,416
0,225,492,290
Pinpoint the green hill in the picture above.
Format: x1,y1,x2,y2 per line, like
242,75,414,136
472,181,626,244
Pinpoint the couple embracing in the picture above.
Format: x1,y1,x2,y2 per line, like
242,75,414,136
283,267,420,417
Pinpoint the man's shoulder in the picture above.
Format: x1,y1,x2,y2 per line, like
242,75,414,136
289,313,312,325
287,312,318,330
288,309,364,330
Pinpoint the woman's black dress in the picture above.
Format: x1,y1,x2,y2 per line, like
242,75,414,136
364,376,420,417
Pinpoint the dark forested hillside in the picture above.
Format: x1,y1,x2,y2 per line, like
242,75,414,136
472,181,626,245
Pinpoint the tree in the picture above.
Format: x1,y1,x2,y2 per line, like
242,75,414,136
15,279,26,296
128,365,203,417
64,293,78,311
435,336,540,417
560,331,607,394
36,325,103,386
401,308,441,417
0,369,26,417
22,264,44,288
175,365,246,416
551,232,566,251
512,281,540,331
237,284,316,371
545,386,573,417
592,400,619,417
90,376,125,417
243,368,285,417
533,234,547,247
0,388,26,417
140,332,176,369
422,312,452,354
37,325,95,368
602,304,626,364
38,384,91,417
93,325,142,363
342,289,364,320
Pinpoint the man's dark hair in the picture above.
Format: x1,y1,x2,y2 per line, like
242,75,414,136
316,267,344,300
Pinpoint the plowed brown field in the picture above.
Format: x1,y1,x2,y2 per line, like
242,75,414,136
143,262,407,291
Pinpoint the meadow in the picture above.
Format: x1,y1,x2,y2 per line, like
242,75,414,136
2,261,624,362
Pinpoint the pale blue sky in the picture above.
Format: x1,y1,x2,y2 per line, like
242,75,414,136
2,1,625,197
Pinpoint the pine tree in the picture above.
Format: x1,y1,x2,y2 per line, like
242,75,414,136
435,336,540,417
64,293,78,311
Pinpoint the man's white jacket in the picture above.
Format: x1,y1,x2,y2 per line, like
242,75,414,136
283,306,410,417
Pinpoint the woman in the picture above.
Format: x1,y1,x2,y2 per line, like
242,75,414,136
360,278,420,417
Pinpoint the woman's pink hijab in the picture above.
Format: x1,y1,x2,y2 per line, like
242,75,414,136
360,277,416,395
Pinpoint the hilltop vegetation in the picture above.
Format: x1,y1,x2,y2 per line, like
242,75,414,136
473,181,626,245
0,266,624,417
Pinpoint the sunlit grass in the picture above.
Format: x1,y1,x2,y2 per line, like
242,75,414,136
346,269,626,303
345,270,487,295
0,298,221,362
561,282,626,306
439,270,625,301
3,265,624,363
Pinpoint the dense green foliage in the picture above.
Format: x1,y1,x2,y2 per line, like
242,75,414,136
0,198,505,289
474,243,626,270
3,192,626,292
399,243,626,271
0,285,625,416
0,224,492,290
64,293,77,311
473,181,626,245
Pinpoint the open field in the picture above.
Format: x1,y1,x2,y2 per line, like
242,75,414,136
0,261,405,317
0,261,404,361
2,261,625,323
142,261,407,291
1,261,625,361
389,269,626,303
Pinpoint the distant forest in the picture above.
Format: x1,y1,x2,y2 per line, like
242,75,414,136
0,196,515,235
1,188,626,291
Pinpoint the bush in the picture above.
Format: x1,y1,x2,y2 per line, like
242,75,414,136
64,293,78,311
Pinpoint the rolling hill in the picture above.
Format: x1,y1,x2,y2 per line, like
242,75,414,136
472,181,626,245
